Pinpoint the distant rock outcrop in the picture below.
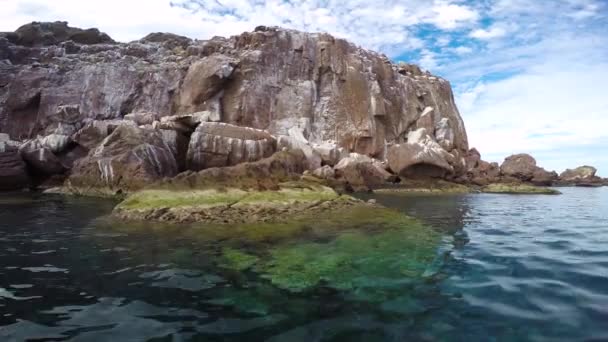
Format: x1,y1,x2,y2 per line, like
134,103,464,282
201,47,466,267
558,166,603,187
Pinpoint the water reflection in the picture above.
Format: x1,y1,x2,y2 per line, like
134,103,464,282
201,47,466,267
1,188,608,341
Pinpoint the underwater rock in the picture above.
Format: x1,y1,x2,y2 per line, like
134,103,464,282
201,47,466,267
481,183,561,195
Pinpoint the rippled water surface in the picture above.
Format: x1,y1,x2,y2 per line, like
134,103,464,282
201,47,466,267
1,188,607,341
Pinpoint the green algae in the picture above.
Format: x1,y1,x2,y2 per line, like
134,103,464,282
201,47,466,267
116,189,247,210
482,183,561,195
219,248,260,271
116,184,340,211
101,200,444,298
255,212,442,294
374,179,472,195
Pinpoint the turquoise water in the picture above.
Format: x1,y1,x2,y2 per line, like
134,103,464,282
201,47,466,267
1,187,607,341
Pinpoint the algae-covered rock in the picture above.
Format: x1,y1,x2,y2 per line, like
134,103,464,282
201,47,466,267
218,248,260,271
375,179,471,194
481,183,561,195
113,182,358,224
256,208,440,295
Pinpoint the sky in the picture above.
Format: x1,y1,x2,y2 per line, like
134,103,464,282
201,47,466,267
1,0,607,175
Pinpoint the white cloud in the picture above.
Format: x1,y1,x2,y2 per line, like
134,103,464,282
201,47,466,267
452,46,473,55
455,55,608,174
0,0,481,56
418,49,440,71
427,2,479,29
470,26,507,40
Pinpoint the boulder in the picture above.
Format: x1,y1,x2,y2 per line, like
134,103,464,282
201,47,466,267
464,148,481,171
500,154,538,181
67,125,178,194
0,141,29,190
334,153,394,191
72,120,135,150
387,128,455,178
312,165,335,180
19,140,65,176
176,55,239,114
186,122,276,171
531,168,558,186
277,127,322,170
560,166,597,182
467,160,501,186
312,142,348,167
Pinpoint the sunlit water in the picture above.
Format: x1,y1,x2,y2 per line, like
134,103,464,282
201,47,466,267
1,188,607,341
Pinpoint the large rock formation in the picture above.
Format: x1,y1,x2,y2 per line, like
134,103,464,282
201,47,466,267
0,23,467,158
0,22,473,192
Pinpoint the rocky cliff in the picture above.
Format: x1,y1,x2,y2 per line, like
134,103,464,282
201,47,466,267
0,22,468,155
0,21,473,192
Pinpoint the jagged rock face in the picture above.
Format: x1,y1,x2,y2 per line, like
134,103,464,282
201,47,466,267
0,139,29,190
67,125,178,194
0,23,468,169
219,28,468,158
187,122,276,171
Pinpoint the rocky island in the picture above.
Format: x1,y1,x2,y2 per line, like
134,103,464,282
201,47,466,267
0,21,605,222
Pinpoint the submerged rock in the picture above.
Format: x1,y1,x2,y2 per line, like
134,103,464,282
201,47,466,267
112,149,343,223
481,183,561,195
113,183,358,224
